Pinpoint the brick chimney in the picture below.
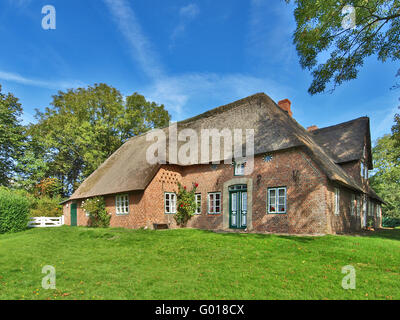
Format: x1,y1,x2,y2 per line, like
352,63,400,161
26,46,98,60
277,99,292,117
307,125,318,132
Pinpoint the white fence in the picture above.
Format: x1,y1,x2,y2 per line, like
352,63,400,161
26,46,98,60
28,216,64,228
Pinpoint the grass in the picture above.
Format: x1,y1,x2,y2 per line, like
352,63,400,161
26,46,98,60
0,226,399,300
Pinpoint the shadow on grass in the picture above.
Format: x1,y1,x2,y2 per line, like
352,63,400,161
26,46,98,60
204,229,318,243
358,228,400,241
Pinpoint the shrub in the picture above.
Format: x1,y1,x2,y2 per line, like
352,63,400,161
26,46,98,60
174,182,198,227
0,188,30,234
81,197,111,228
382,217,400,228
30,196,62,217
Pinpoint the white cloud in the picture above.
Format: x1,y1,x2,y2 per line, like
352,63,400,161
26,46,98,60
103,0,288,121
170,3,200,46
103,0,165,79
8,0,32,7
0,70,84,90
143,72,290,121
247,0,296,68
180,3,200,19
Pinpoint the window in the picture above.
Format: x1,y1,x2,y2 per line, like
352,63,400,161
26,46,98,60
350,194,355,216
164,192,176,214
356,195,361,216
195,193,201,215
116,194,129,215
334,188,340,215
360,161,364,178
377,204,381,218
234,162,245,176
268,187,287,214
369,202,375,216
208,192,221,214
361,161,369,180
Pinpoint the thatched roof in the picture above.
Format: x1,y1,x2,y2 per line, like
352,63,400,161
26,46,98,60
311,117,373,169
69,93,376,200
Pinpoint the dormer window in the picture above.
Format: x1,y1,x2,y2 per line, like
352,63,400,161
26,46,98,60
234,162,245,176
360,161,368,180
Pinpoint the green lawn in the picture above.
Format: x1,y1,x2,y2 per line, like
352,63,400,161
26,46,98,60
0,226,399,300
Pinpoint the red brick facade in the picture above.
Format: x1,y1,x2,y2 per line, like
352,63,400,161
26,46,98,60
63,147,382,234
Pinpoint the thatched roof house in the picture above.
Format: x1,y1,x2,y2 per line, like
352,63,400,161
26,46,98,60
63,93,383,234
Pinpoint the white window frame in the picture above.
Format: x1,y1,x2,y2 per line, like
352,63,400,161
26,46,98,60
334,188,340,216
350,194,355,216
195,193,202,215
267,187,287,214
377,204,381,218
164,192,176,214
360,161,364,179
208,192,221,214
234,162,245,176
356,195,361,217
116,194,129,215
368,201,374,217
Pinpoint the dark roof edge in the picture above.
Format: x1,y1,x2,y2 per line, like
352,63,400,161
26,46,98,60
312,116,369,133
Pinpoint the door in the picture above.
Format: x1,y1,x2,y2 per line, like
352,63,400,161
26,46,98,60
229,185,247,229
70,203,77,226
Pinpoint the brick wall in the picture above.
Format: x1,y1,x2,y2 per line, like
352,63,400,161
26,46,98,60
63,147,365,234
140,147,332,234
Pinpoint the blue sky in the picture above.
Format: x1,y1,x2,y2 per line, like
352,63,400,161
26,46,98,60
0,0,398,143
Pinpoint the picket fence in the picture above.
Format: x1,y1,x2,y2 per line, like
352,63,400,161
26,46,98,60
28,216,64,228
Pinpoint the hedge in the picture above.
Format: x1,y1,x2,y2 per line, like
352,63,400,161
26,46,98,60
0,188,30,234
382,217,400,228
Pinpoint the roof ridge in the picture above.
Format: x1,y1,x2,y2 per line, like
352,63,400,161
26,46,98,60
179,92,268,125
312,116,369,133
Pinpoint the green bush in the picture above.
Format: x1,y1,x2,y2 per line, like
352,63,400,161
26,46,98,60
382,217,400,228
174,182,198,227
0,188,30,234
81,197,111,228
30,196,62,217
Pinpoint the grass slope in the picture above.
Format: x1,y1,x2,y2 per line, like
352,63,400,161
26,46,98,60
0,227,399,300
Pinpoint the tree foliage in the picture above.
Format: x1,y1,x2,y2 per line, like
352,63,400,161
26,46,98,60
288,0,400,94
0,85,25,186
27,83,170,196
369,134,400,218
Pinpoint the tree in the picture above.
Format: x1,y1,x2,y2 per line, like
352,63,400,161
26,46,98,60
28,83,170,196
288,0,400,94
0,85,25,186
369,134,400,218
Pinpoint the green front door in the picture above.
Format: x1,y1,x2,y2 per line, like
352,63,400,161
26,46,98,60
229,185,247,229
70,203,77,226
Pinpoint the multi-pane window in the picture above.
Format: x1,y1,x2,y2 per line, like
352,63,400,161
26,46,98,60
350,194,355,216
369,201,374,216
116,194,129,215
234,162,245,176
268,187,287,214
377,204,381,218
208,192,221,214
334,188,340,215
356,195,361,216
164,192,176,214
195,193,202,215
360,161,368,180
360,162,364,179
